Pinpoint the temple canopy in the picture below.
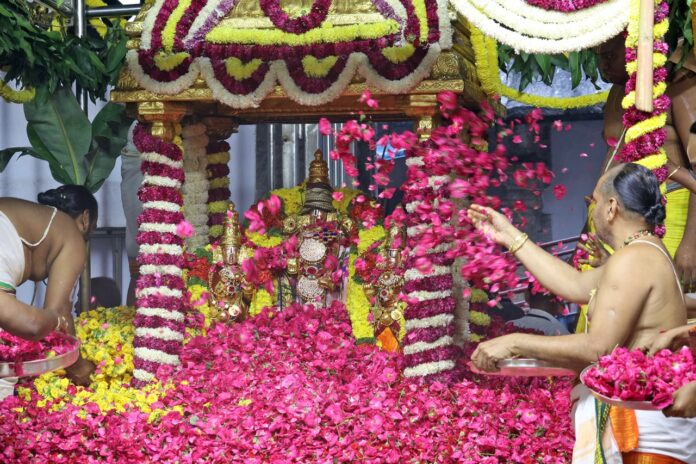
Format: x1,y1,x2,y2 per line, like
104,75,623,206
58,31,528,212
112,0,500,124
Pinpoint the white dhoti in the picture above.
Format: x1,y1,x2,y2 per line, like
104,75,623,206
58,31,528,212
0,378,17,401
0,211,25,292
572,384,696,464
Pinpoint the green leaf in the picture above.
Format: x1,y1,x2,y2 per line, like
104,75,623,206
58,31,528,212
0,146,36,172
85,103,133,192
23,86,91,185
569,52,581,89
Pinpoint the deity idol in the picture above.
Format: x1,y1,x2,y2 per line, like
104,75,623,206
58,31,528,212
363,223,405,351
209,203,254,322
284,150,353,305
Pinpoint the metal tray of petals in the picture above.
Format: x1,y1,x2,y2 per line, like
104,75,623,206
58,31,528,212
469,358,577,377
0,336,80,378
580,366,660,411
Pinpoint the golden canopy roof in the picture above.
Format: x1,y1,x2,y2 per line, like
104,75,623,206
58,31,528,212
111,0,497,125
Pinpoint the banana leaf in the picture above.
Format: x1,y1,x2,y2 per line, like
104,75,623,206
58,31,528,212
23,86,91,185
85,102,132,192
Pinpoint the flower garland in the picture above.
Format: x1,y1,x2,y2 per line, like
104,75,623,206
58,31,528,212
0,80,35,104
471,26,609,109
450,0,629,53
401,147,460,381
133,123,188,386
617,0,669,236
129,0,450,108
525,0,607,11
206,140,231,241
259,0,331,34
18,306,174,418
618,0,669,175
182,123,210,250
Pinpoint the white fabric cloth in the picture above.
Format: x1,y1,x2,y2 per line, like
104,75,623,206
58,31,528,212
571,384,696,463
0,377,17,401
0,211,25,290
120,123,144,259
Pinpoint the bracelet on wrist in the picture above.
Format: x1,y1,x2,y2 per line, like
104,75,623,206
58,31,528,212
508,233,529,254
668,166,681,179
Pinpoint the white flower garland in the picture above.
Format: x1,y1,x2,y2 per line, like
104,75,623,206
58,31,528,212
133,369,156,383
141,152,184,169
136,286,184,299
135,327,185,342
499,0,620,23
403,360,455,378
182,123,210,251
145,175,182,189
140,223,178,234
406,289,453,301
126,50,201,96
139,243,184,255
139,264,184,277
468,0,627,40
184,0,241,46
133,347,180,366
136,307,186,322
403,335,454,355
404,264,450,281
405,313,455,330
143,201,182,213
450,0,629,53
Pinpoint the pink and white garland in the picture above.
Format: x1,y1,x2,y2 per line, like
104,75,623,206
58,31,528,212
401,155,459,381
206,140,231,241
132,123,187,385
182,123,210,250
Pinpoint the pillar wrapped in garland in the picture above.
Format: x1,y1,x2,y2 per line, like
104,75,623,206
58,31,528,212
131,110,187,386
204,121,235,242
401,141,459,382
181,123,210,250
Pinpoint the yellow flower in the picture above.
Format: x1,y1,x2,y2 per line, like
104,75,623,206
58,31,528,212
209,178,230,189
0,80,35,104
225,57,264,80
154,52,191,72
301,56,339,78
381,44,416,64
208,151,231,165
161,0,192,51
245,232,283,248
206,21,398,47
207,200,229,214
250,288,274,316
346,253,375,340
469,310,491,327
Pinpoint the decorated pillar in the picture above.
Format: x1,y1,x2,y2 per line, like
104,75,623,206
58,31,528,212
181,123,210,250
401,96,460,381
132,101,188,386
202,117,237,242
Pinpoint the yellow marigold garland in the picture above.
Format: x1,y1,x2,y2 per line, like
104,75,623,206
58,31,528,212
225,57,264,80
205,21,399,46
622,0,669,195
470,27,609,110
19,306,174,419
301,56,339,78
0,80,35,104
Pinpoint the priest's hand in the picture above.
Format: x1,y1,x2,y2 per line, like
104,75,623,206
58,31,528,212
646,325,692,356
576,233,610,268
466,204,520,250
664,381,696,418
471,334,519,372
66,356,95,387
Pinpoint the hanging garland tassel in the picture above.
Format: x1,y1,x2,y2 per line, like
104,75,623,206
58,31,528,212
618,0,670,236
132,123,187,386
206,140,231,241
0,80,35,104
182,123,210,251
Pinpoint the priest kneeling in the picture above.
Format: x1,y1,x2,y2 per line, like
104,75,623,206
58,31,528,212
468,163,696,464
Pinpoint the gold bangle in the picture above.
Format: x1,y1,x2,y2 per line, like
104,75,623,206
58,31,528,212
508,233,529,254
668,166,681,179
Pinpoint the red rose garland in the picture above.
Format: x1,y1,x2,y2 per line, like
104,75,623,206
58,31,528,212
259,0,331,34
132,123,187,386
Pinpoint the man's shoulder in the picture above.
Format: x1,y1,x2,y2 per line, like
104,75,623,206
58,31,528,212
605,244,659,274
